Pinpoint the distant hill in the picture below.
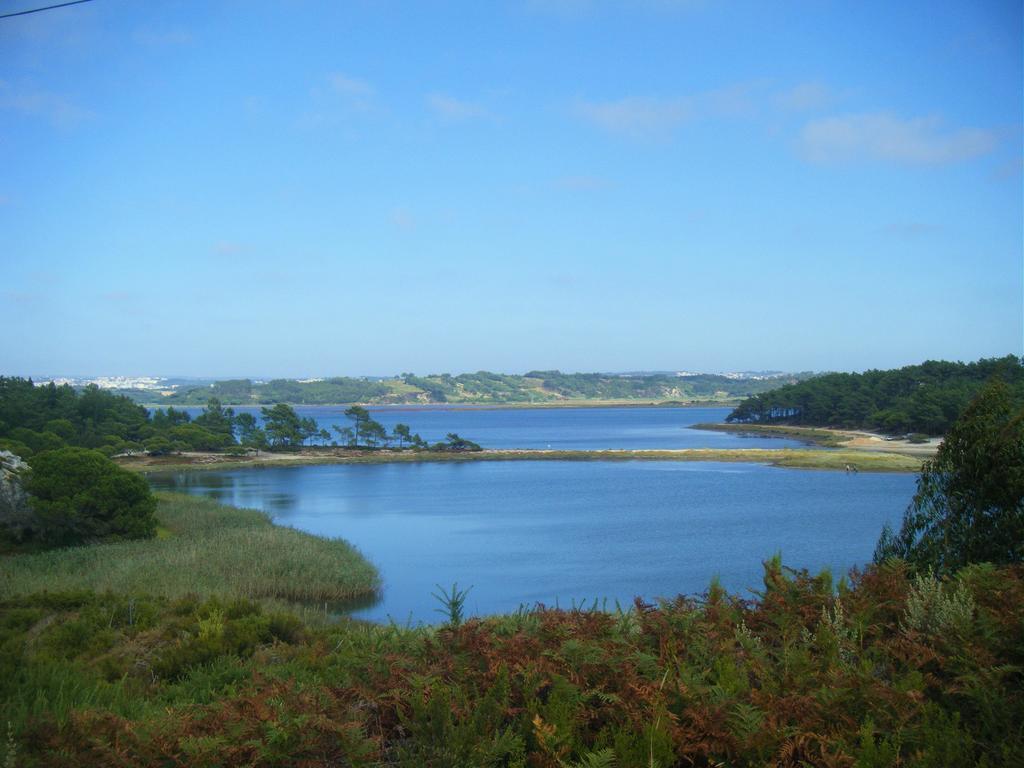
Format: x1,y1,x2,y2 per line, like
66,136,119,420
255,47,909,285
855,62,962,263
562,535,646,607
726,355,1023,435
119,370,813,407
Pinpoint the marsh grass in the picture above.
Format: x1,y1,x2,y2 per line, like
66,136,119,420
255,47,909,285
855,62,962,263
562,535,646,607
0,492,380,603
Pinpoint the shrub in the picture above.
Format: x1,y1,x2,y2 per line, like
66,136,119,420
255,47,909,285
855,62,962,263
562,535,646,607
902,571,975,636
24,447,157,547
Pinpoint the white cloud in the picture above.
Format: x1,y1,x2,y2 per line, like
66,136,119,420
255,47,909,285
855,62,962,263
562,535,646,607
426,93,490,121
328,73,374,96
775,81,832,111
390,208,416,231
799,113,997,166
0,79,93,128
574,96,689,138
574,83,758,139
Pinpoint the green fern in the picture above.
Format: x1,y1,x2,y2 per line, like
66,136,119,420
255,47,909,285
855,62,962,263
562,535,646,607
562,747,616,768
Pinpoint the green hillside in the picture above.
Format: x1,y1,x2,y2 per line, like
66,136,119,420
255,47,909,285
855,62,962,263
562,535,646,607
129,371,809,406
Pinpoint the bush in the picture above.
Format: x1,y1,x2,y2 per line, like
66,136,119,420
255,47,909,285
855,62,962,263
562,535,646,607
24,448,157,547
144,437,174,456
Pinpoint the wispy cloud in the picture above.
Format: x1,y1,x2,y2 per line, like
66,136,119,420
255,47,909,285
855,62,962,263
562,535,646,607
775,81,832,112
574,83,758,139
390,208,416,231
328,73,374,96
299,73,377,128
0,79,94,128
426,93,491,122
799,113,997,166
574,96,690,138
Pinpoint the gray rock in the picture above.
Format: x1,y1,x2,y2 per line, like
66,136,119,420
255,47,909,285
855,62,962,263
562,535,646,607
0,449,33,539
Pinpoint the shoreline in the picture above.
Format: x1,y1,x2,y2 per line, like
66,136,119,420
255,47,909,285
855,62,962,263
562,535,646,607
120,446,923,474
692,422,941,457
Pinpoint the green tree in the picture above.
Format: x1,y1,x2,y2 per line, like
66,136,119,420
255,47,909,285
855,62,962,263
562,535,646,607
433,433,482,452
333,425,356,447
234,413,268,454
364,420,388,448
874,379,1024,574
261,404,303,449
24,447,157,547
343,406,387,448
299,417,319,446
193,398,236,441
393,423,412,448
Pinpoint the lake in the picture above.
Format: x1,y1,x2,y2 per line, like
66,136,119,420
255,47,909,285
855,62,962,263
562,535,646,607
178,405,807,450
149,459,916,623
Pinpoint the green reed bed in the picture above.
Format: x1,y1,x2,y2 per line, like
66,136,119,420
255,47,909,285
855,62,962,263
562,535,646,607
0,492,380,604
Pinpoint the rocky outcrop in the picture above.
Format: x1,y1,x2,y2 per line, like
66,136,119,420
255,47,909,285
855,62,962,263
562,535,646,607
0,449,33,540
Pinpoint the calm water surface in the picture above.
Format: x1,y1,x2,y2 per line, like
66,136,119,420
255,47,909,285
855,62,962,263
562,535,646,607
178,405,806,450
149,461,916,623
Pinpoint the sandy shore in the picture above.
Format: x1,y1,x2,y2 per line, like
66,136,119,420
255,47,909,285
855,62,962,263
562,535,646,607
692,422,940,458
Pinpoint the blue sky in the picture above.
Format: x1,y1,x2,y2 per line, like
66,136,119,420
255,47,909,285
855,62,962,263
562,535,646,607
1,0,1021,378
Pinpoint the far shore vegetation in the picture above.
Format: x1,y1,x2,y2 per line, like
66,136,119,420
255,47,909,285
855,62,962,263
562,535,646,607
122,370,810,407
726,354,1022,435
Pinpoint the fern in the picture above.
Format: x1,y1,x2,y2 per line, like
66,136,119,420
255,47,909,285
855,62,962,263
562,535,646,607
562,747,616,768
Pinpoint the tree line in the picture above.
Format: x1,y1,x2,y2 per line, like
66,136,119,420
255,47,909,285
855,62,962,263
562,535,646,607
726,355,1023,435
0,377,480,459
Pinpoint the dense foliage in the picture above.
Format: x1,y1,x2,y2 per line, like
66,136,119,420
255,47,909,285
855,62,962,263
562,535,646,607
727,355,1023,435
144,371,805,406
14,448,156,548
875,379,1024,573
0,378,235,457
0,379,467,458
2,560,1021,766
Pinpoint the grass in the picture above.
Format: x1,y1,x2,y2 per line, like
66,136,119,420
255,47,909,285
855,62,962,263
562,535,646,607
0,492,380,604
122,447,923,474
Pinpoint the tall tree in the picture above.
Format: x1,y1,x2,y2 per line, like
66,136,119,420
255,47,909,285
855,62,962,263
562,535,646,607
393,423,412,449
874,379,1024,574
261,404,303,449
194,398,236,441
